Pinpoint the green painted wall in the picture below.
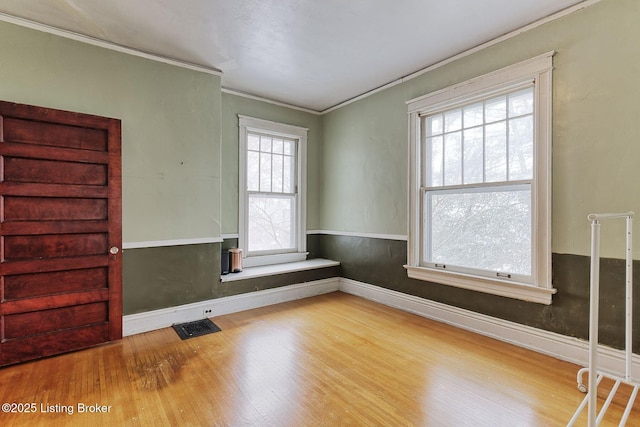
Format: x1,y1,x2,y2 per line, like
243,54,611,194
0,20,222,243
123,244,220,314
123,243,338,315
220,92,323,234
321,0,640,259
0,20,225,314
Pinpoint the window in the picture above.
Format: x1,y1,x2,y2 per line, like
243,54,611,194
406,53,556,304
239,116,307,267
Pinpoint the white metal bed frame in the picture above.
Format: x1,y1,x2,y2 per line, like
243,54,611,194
568,212,638,427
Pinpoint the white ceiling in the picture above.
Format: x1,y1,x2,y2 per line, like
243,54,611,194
0,0,588,112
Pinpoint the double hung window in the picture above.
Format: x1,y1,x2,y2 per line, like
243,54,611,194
238,116,307,267
406,53,555,304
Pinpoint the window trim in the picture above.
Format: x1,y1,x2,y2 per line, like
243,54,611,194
405,52,556,304
238,115,308,268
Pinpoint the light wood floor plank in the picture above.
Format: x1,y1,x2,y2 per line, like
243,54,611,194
0,291,638,426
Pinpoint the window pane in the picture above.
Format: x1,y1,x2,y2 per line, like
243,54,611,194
259,152,272,191
284,140,295,155
485,96,506,123
463,127,483,184
247,151,260,191
248,195,295,252
508,88,534,116
426,114,443,136
260,136,272,152
283,155,294,193
272,154,283,192
248,133,260,151
444,131,462,186
427,136,443,187
485,122,507,182
444,109,462,132
425,187,531,275
272,138,284,154
463,102,483,128
508,115,534,180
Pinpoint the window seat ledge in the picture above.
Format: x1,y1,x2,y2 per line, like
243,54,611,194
221,258,340,282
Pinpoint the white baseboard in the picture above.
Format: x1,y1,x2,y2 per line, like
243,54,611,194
123,277,340,336
339,278,640,381
123,275,639,382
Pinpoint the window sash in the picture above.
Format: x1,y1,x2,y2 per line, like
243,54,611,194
247,193,297,255
421,184,532,284
422,85,534,189
247,131,297,195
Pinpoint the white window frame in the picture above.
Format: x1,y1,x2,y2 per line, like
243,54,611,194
238,115,308,268
405,52,556,305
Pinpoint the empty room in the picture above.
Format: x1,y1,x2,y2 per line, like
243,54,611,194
0,0,639,425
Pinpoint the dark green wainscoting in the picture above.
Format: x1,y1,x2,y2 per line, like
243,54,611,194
123,240,340,316
312,234,639,352
123,243,221,315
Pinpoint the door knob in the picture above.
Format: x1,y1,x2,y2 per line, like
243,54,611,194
109,246,119,255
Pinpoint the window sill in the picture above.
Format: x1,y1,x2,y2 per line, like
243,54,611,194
221,258,340,283
404,265,556,305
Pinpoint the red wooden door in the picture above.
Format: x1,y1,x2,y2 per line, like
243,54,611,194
0,101,122,366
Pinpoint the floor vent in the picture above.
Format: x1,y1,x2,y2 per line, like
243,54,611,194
172,319,221,340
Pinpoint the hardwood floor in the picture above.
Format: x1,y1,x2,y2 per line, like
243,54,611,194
0,291,638,426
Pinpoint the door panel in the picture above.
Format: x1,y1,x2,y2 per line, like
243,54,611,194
0,101,122,366
1,325,110,367
2,289,109,315
4,233,109,260
5,268,108,300
3,197,108,221
4,302,108,339
2,116,108,150
4,157,108,185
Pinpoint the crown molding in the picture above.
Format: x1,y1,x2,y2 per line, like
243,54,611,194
0,12,222,76
222,88,321,115
320,0,603,114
